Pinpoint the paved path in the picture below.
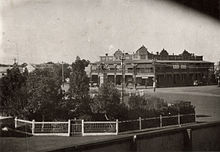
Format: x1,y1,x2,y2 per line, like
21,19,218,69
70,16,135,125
0,123,196,152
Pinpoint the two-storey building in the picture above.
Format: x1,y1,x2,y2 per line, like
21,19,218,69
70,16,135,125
89,45,214,88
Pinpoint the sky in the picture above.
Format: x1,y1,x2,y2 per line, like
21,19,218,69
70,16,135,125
0,0,220,64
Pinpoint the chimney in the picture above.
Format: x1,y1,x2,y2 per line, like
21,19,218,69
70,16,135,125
156,52,159,55
105,53,108,56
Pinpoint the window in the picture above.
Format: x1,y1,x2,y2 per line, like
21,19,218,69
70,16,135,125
101,57,106,61
140,55,146,59
108,57,113,61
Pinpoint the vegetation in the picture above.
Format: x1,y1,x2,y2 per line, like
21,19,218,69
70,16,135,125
90,82,128,120
0,57,195,122
0,64,28,117
127,95,166,119
63,56,92,120
25,68,62,121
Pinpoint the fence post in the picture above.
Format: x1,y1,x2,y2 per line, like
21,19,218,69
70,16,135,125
116,119,118,135
178,113,181,127
15,117,18,128
160,115,162,127
81,119,84,136
68,119,71,136
32,119,35,135
139,117,142,130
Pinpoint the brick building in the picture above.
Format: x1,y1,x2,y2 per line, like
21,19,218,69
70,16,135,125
89,45,214,88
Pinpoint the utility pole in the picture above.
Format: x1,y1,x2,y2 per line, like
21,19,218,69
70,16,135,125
8,40,18,64
132,63,137,89
153,58,156,92
13,58,17,65
121,53,125,102
62,61,64,87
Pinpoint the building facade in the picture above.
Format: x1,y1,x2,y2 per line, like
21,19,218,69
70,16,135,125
89,46,214,88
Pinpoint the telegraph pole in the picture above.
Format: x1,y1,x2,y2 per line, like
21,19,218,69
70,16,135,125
121,53,125,102
62,61,64,87
153,58,156,92
8,40,18,64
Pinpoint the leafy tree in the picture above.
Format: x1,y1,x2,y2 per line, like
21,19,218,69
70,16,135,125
91,82,128,120
69,56,90,99
127,95,167,119
25,68,62,121
66,56,91,119
0,64,28,117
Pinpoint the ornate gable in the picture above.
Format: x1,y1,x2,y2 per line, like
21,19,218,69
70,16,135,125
160,48,169,56
136,45,148,55
114,49,123,60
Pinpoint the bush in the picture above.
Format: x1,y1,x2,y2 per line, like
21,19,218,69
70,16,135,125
127,95,195,120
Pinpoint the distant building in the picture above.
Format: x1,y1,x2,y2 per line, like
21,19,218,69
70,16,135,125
215,61,220,86
89,45,214,88
0,63,37,79
0,65,12,78
22,63,36,73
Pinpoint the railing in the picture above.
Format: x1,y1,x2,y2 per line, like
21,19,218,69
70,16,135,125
15,118,70,136
15,118,33,134
33,121,69,136
14,113,195,136
71,119,82,136
118,113,195,133
83,120,118,136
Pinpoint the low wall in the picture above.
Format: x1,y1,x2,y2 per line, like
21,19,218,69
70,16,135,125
49,121,220,152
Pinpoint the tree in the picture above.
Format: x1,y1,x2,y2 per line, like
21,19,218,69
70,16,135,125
91,82,128,120
66,56,91,119
25,68,62,121
127,95,167,119
53,62,71,82
0,64,28,117
69,56,90,99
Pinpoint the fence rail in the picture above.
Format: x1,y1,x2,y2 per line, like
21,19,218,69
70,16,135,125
15,118,33,134
15,118,70,136
14,113,195,136
118,113,195,133
34,121,69,136
83,120,118,136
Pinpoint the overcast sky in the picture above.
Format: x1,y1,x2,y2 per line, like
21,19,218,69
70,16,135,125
0,0,220,64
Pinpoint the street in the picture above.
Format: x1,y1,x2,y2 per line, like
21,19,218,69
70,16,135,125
126,85,220,122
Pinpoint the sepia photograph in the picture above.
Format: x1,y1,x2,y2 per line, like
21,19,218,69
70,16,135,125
0,0,220,151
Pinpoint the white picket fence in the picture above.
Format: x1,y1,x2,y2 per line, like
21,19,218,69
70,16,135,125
82,120,118,136
15,118,71,136
14,113,195,136
118,113,196,132
14,118,118,136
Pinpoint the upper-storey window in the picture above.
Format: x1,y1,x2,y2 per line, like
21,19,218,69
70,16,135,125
125,56,130,60
108,56,113,61
91,65,97,70
100,57,106,61
140,55,146,59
